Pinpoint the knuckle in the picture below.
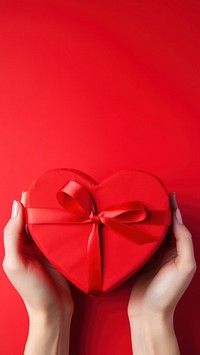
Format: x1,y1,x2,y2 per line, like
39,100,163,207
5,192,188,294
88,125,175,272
2,258,7,273
3,225,9,236
2,256,23,275
2,257,12,275
184,259,197,276
3,224,13,237
191,260,197,273
185,230,193,239
181,226,192,239
127,304,132,318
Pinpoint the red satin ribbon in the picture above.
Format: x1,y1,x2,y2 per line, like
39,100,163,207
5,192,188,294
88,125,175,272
26,180,171,294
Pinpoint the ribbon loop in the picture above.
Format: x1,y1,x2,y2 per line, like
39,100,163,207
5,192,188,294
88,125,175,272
57,180,93,214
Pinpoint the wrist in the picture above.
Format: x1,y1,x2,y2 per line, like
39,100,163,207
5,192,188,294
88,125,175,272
128,312,180,355
24,306,73,355
26,300,74,322
128,306,175,323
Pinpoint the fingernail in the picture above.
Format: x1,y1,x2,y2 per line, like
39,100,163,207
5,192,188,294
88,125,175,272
11,200,19,218
169,192,178,210
175,208,183,224
21,191,27,205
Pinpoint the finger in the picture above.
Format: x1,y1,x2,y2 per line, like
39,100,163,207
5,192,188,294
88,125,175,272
20,191,34,243
169,192,178,210
21,191,28,206
172,211,196,267
3,201,25,269
170,193,196,272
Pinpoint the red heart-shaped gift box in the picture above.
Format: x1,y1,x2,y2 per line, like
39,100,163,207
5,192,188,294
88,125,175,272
24,169,171,295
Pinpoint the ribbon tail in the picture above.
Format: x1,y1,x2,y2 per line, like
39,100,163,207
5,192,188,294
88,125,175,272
87,223,103,294
104,218,161,244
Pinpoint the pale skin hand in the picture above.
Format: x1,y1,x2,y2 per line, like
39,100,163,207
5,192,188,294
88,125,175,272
128,192,197,355
3,193,74,355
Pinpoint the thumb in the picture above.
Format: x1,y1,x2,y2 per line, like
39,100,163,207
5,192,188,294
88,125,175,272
3,200,25,270
170,193,196,273
172,208,196,269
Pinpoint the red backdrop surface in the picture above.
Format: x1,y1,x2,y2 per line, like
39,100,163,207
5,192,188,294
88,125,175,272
0,1,199,354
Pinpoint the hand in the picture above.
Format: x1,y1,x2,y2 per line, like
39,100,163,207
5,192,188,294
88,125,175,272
128,192,196,318
3,193,74,355
127,192,196,355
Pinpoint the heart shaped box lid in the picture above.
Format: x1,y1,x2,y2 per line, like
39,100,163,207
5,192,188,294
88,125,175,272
24,168,171,295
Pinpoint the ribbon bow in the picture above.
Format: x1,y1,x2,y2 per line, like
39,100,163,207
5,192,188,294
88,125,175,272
26,180,171,294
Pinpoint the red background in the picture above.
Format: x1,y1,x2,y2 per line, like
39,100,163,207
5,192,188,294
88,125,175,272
0,1,199,354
